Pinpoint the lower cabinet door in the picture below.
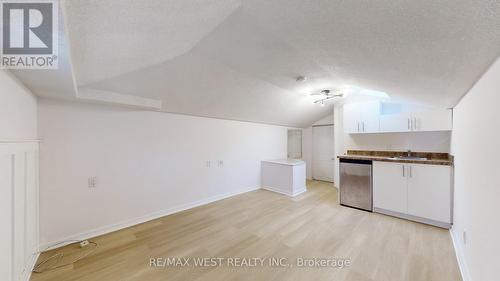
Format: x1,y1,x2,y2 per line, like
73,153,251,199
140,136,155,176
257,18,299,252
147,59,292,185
373,162,408,214
407,164,451,223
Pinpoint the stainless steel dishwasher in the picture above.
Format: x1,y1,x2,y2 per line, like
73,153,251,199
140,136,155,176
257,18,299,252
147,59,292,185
339,159,373,211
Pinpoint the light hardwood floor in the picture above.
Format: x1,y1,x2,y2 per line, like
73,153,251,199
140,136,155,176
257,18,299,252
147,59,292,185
31,181,462,281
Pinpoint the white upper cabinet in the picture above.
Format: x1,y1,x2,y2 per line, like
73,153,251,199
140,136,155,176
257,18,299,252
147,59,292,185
359,101,381,133
343,103,361,134
412,108,453,132
343,101,380,134
345,101,452,134
379,113,412,133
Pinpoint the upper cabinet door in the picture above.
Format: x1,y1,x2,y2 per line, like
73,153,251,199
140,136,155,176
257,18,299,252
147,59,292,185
373,161,408,214
343,102,451,134
359,101,380,133
412,109,452,132
343,101,380,134
343,103,361,133
379,113,412,133
407,164,451,223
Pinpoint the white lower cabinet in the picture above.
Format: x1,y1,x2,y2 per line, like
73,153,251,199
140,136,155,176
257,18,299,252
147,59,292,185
372,161,407,214
373,161,451,228
261,160,307,197
407,164,451,223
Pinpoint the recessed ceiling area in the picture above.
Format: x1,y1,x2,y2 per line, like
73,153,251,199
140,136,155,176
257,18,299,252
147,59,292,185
12,0,500,127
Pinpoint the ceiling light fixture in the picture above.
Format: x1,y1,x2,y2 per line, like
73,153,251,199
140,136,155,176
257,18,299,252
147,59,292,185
311,89,343,105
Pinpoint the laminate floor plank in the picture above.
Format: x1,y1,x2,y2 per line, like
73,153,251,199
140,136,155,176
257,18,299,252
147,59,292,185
31,180,461,281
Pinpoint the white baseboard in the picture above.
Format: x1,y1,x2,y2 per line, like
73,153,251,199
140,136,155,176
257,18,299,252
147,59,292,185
312,177,334,183
292,188,307,197
23,252,40,281
261,186,307,197
374,207,451,229
450,228,471,281
40,186,260,250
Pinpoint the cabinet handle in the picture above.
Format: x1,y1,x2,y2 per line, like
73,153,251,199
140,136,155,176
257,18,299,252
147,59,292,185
413,118,417,131
408,118,410,130
409,166,413,178
362,122,366,132
357,122,360,132
402,165,405,177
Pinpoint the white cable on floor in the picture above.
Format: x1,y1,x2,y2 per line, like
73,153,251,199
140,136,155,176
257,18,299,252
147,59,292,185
32,240,98,273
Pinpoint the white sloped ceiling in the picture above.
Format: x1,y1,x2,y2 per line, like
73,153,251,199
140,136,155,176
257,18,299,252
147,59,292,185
12,0,500,127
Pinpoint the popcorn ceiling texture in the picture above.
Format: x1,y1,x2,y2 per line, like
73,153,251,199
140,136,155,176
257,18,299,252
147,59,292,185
14,0,500,127
63,0,242,86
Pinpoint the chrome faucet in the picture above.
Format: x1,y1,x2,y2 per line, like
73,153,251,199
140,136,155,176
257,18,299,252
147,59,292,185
407,149,412,157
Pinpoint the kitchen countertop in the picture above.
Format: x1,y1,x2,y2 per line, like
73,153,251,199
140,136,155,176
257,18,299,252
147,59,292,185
262,159,306,166
338,150,453,166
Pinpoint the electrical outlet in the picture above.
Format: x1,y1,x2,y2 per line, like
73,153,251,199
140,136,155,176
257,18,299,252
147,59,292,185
463,230,467,245
79,240,90,248
88,177,97,188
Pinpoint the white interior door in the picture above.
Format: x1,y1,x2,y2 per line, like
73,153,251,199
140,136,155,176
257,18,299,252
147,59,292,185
313,125,334,182
287,129,302,159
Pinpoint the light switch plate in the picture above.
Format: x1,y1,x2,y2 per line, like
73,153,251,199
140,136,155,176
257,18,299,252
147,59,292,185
88,177,97,188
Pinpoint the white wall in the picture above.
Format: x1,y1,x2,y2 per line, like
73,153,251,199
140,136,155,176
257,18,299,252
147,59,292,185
0,70,37,140
312,114,334,126
38,99,289,246
450,57,500,281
